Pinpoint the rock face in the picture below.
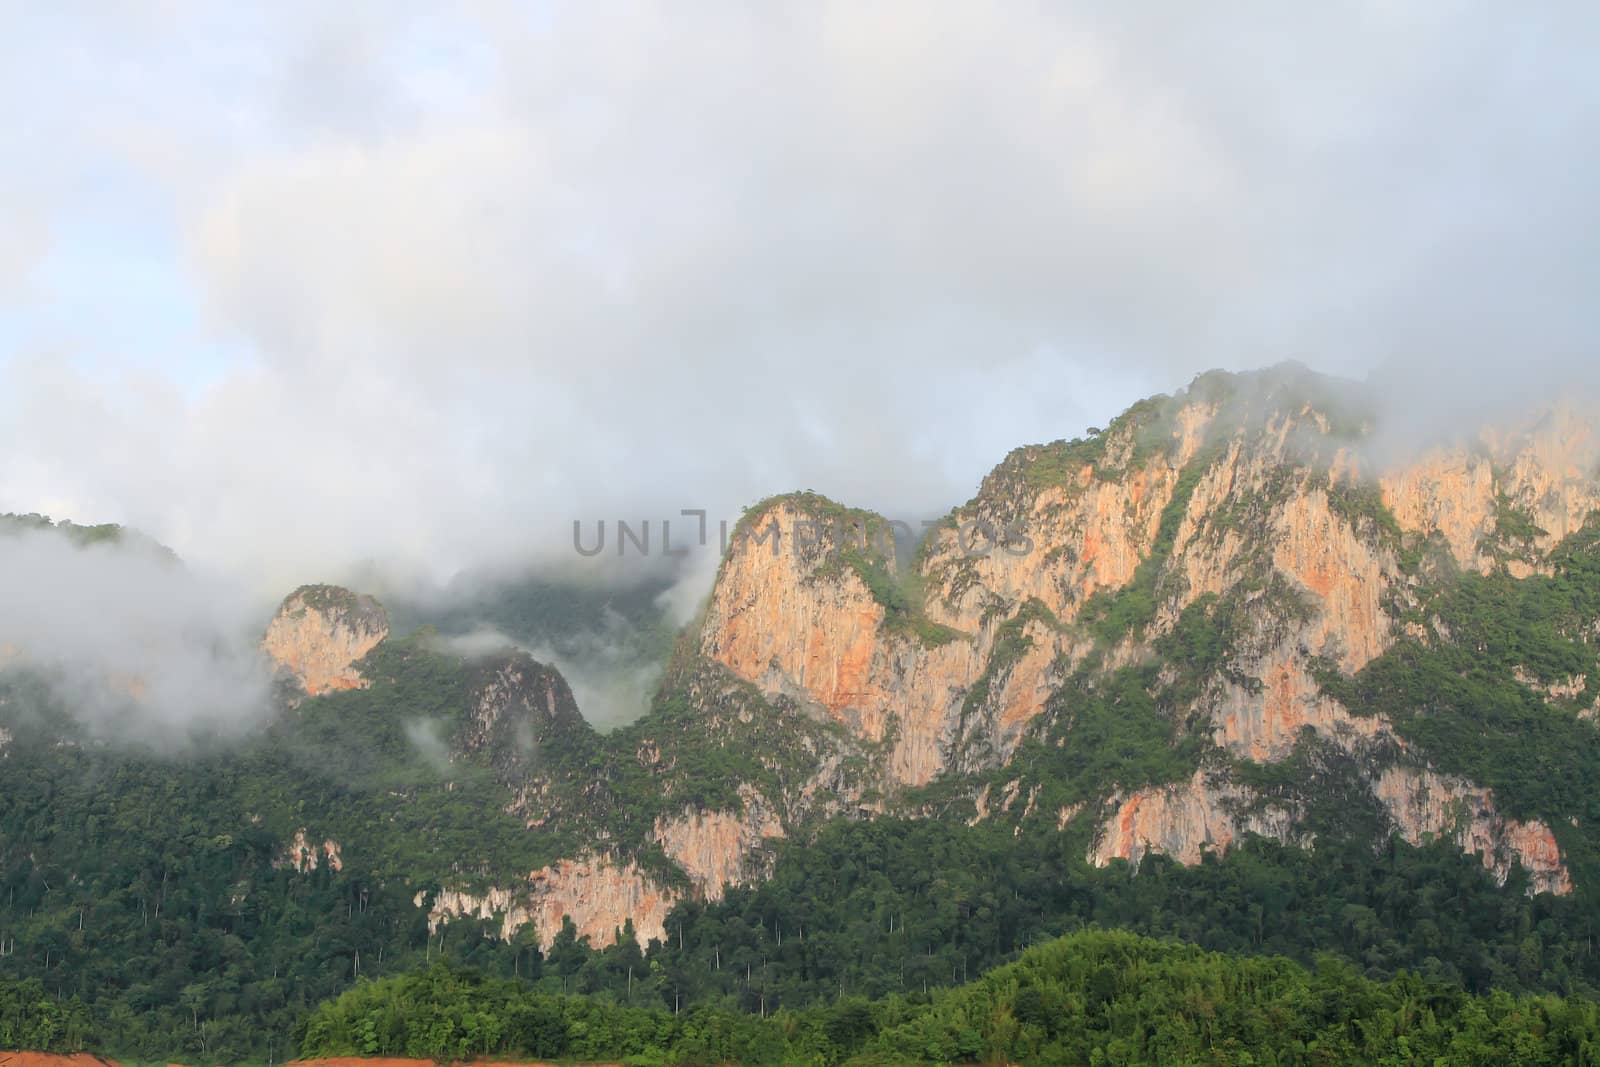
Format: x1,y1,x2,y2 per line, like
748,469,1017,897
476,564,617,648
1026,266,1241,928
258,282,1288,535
419,368,1595,948
425,786,792,949
261,585,389,698
460,652,588,784
276,829,344,873
423,855,675,948
653,784,786,901
1373,767,1572,895
1381,407,1600,576
1088,770,1304,868
695,367,1593,894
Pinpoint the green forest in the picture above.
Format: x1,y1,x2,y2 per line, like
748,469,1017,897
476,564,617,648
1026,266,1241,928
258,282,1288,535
203,930,1600,1065
8,929,1597,1065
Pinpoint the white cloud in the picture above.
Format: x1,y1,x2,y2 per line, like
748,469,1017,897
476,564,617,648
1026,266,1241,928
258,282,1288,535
0,1,1597,593
0,527,272,738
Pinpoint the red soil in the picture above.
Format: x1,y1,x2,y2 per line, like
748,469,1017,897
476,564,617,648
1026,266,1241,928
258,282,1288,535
0,1056,123,1067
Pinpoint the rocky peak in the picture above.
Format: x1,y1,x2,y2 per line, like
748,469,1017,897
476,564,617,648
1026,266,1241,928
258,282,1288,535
261,584,389,699
693,367,1598,893
460,651,590,783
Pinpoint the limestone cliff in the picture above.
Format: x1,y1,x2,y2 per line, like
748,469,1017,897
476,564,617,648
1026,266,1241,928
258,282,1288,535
424,787,791,950
695,366,1594,894
420,367,1596,949
422,854,674,947
1372,766,1571,895
275,829,344,873
653,784,786,901
1088,770,1305,868
261,584,389,699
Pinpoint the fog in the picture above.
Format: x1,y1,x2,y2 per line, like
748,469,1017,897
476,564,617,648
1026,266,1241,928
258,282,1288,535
0,527,273,740
429,626,664,732
1,3,1597,729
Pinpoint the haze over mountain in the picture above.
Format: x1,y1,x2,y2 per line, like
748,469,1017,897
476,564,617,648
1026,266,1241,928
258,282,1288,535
4,9,1600,1062
7,365,1600,1063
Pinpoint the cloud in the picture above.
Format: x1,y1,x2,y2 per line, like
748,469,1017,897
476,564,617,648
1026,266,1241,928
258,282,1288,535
1,1,1597,595
0,526,273,740
426,623,661,731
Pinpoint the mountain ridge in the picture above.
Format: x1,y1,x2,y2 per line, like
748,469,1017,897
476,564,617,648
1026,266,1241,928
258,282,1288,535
245,364,1600,952
7,363,1600,1059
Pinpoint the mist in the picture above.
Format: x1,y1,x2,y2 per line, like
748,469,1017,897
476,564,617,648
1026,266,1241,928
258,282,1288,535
1,3,1597,619
0,526,273,741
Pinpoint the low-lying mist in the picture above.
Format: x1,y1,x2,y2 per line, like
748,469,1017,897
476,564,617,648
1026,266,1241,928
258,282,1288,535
0,523,275,742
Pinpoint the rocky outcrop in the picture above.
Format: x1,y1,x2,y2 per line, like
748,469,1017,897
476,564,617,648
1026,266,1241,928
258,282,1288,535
1380,408,1600,574
693,368,1595,894
261,585,389,698
1212,646,1384,762
652,785,785,901
699,500,989,786
276,829,343,873
1088,770,1303,867
423,855,674,948
1373,767,1571,895
1086,763,1572,896
460,653,589,782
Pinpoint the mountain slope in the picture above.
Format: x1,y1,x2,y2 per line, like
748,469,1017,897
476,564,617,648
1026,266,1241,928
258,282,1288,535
686,365,1597,897
6,364,1600,1060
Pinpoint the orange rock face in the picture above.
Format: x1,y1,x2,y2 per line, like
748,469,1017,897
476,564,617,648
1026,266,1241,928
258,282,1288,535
276,828,344,873
1373,767,1571,895
423,855,675,948
1380,408,1600,573
695,387,1590,894
653,785,785,901
260,585,389,698
1088,770,1302,867
1213,649,1383,763
424,789,790,949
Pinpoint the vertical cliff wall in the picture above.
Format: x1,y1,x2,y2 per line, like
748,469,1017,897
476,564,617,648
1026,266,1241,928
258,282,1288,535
694,368,1595,893
261,584,389,698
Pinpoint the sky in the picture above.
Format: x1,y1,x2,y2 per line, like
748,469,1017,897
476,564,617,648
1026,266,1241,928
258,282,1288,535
3,1,1599,597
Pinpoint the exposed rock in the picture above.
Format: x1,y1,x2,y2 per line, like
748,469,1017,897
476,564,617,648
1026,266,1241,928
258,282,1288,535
1373,767,1571,895
1270,487,1392,673
1213,646,1383,762
652,785,785,901
692,380,1598,898
261,585,388,699
1088,770,1303,867
1381,408,1600,573
425,855,674,948
460,653,588,783
1512,666,1589,703
276,828,343,873
1381,450,1499,571
699,500,989,786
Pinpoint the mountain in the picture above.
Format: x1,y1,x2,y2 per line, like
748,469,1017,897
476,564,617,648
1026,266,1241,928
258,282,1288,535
409,364,1598,944
5,364,1600,1060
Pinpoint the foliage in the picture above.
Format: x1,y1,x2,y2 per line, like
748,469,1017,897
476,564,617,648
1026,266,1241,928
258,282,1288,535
0,511,174,558
294,930,1600,1066
0,977,93,1052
